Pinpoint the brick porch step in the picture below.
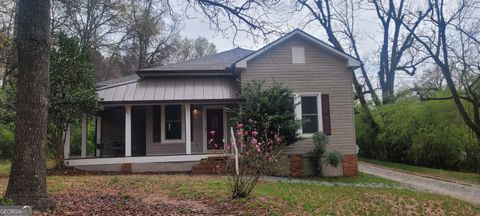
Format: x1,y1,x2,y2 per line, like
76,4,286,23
191,156,229,175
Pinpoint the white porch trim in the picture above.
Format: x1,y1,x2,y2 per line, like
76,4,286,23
185,104,192,155
81,114,88,158
125,105,132,157
66,154,221,166
63,125,71,159
95,116,102,157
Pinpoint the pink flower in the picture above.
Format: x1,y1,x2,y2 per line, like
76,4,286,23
210,130,216,135
248,119,253,123
251,138,257,145
252,130,258,137
238,123,244,128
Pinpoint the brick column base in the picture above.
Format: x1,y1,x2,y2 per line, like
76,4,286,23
288,154,304,177
342,154,358,176
121,163,132,173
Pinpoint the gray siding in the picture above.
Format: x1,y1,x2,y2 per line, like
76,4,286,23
145,105,205,155
146,105,184,155
241,36,356,154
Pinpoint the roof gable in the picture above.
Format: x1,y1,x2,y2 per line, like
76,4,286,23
234,29,361,69
136,47,254,78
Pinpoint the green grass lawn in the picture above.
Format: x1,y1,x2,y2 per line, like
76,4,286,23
0,174,473,215
309,172,400,185
360,157,480,185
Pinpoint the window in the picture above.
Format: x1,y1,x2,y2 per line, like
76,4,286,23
152,106,161,142
292,46,305,64
301,96,318,133
165,105,182,140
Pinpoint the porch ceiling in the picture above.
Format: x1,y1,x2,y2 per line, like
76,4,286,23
97,78,239,103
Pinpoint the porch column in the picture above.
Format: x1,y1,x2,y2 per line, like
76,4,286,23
185,104,192,155
125,105,132,157
81,114,88,158
63,125,70,159
95,116,102,157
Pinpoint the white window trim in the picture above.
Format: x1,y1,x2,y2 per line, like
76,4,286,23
160,104,185,143
295,92,323,138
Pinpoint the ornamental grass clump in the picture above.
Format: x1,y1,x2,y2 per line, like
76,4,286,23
223,119,283,199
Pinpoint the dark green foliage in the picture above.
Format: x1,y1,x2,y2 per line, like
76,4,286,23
0,82,16,159
327,151,342,167
312,132,329,157
0,82,16,127
48,32,99,168
69,120,96,156
49,32,98,123
357,91,480,171
0,126,13,158
308,132,340,176
235,81,301,145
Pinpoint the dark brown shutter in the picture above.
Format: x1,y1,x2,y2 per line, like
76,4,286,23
321,94,331,135
152,105,161,142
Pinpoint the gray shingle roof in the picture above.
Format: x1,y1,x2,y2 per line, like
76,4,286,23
138,47,254,72
97,74,139,87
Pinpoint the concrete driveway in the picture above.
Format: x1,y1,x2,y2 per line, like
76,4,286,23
359,162,480,205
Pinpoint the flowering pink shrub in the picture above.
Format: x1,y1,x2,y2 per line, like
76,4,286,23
223,119,283,198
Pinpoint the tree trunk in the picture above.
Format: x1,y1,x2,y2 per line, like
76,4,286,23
5,0,51,210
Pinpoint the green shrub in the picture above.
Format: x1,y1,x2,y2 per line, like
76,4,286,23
327,151,342,167
0,126,13,159
308,132,340,176
235,81,301,145
357,91,479,171
312,132,329,156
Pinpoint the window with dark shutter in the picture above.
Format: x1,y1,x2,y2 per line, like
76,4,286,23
321,94,331,135
301,96,318,133
152,106,161,142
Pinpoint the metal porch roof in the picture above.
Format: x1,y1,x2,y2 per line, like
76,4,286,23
97,78,239,103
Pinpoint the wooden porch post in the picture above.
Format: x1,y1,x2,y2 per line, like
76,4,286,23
185,104,192,155
81,114,88,158
125,105,132,157
95,116,102,157
63,125,70,160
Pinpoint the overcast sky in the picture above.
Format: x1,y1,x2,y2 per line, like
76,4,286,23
177,7,419,90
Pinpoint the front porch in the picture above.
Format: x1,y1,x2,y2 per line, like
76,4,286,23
64,102,237,169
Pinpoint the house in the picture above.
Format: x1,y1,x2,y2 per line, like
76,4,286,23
64,29,360,177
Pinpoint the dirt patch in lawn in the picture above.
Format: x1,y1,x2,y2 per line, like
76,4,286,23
35,188,223,215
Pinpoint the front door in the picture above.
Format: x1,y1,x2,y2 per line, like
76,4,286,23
206,108,224,150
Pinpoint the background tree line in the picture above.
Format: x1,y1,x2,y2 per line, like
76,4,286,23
0,0,217,84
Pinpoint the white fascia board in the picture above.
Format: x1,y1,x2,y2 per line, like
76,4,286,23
234,29,361,69
66,154,223,166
